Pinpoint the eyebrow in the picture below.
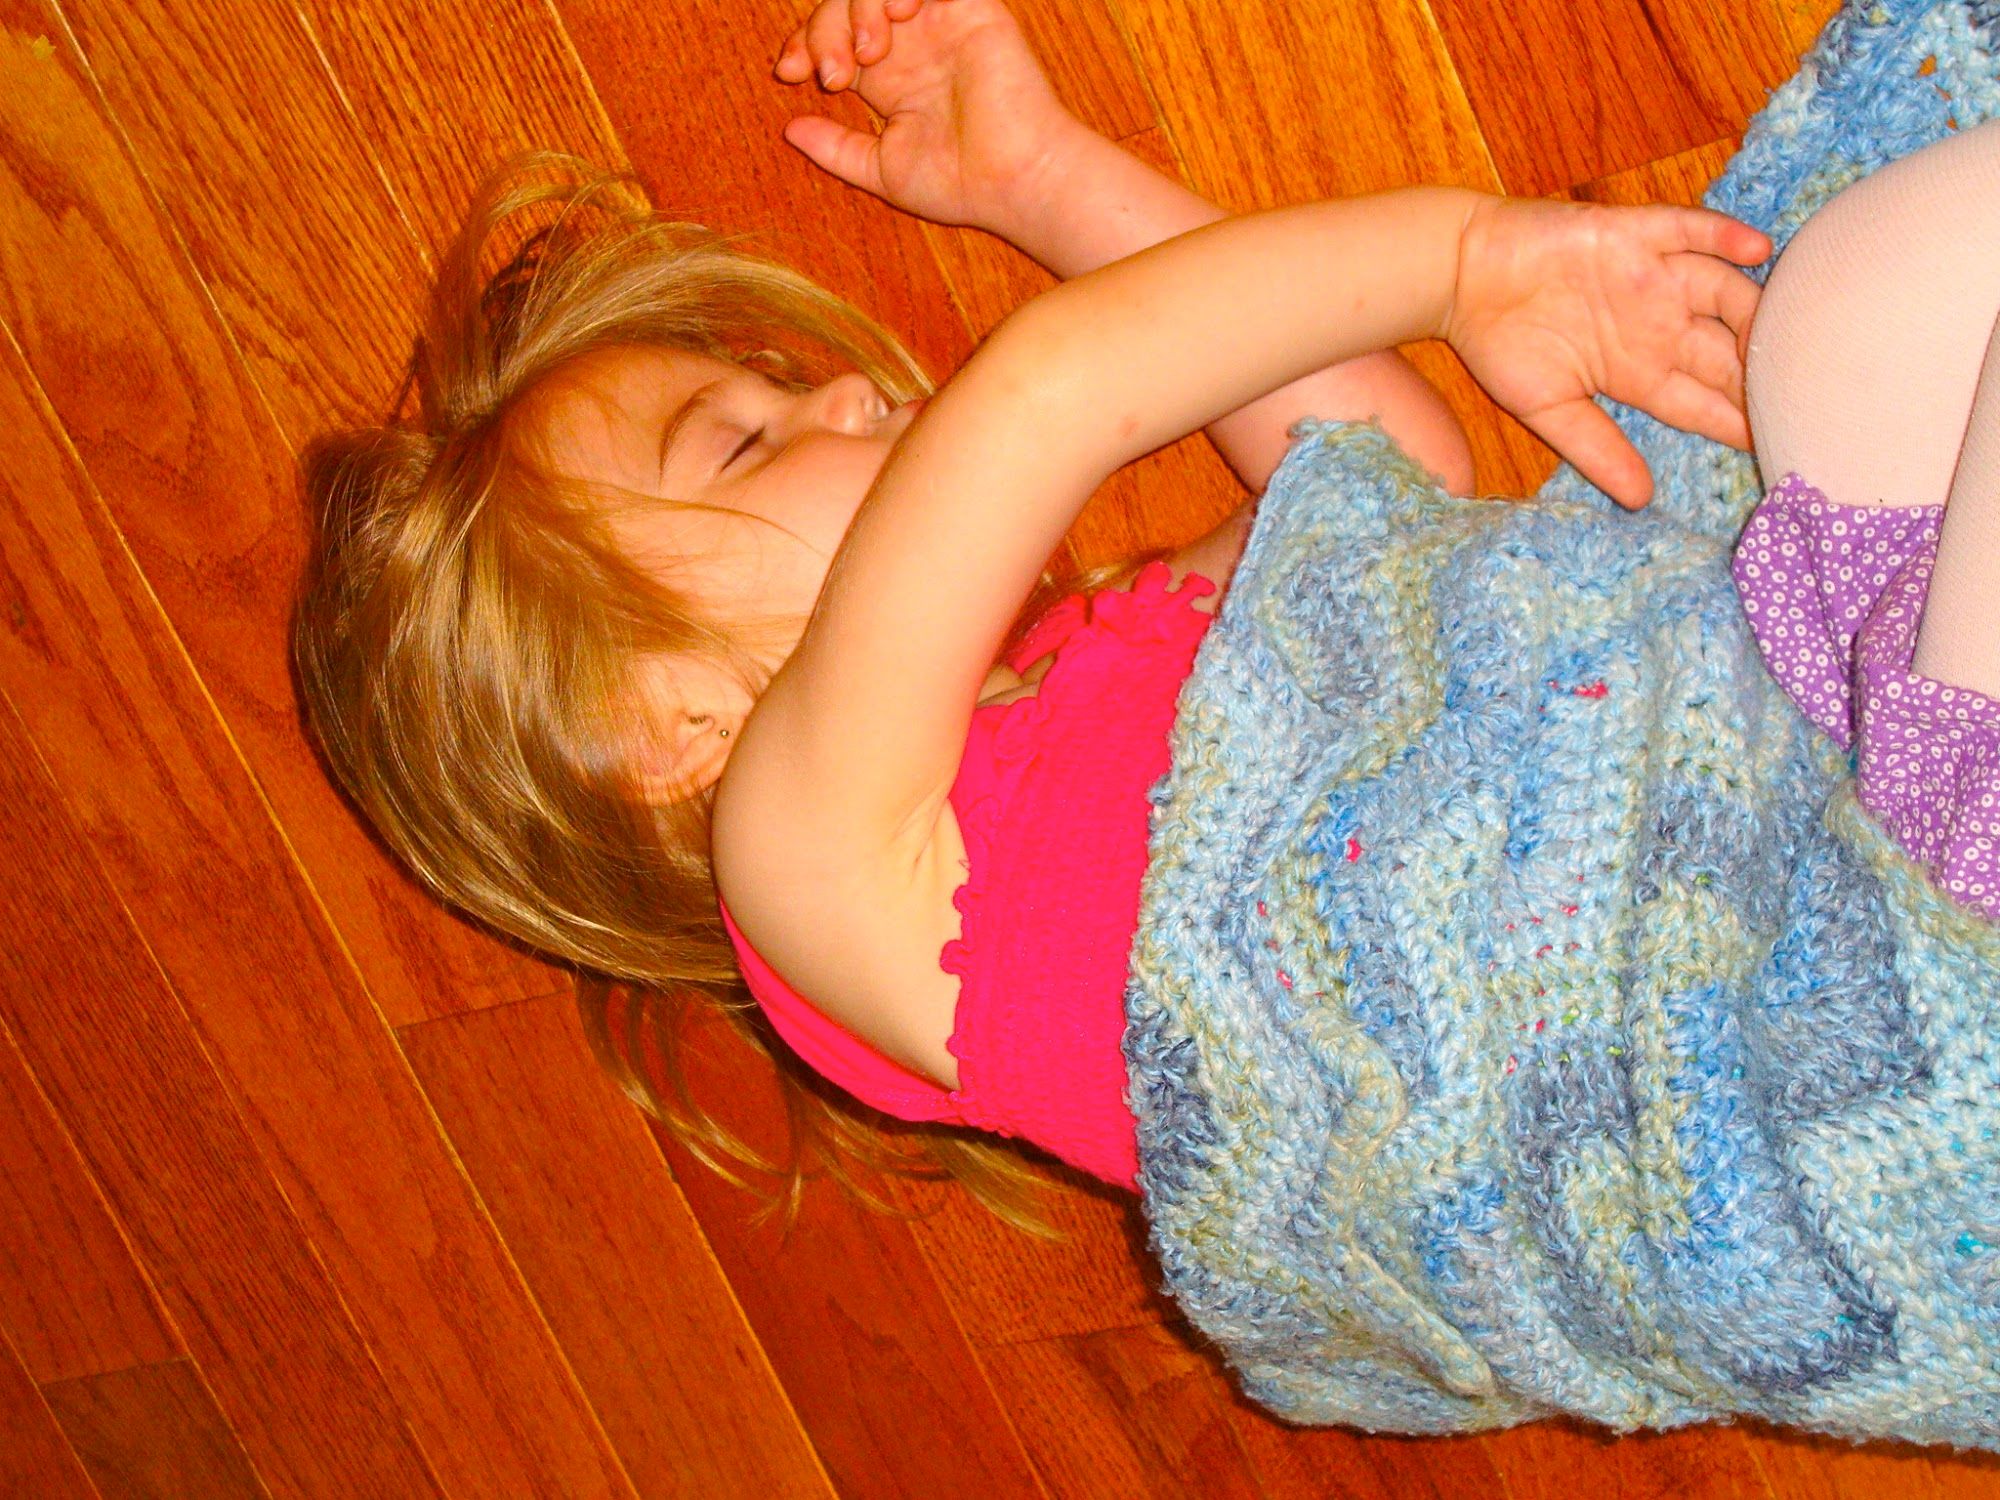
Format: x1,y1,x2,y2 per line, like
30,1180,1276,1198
656,379,728,482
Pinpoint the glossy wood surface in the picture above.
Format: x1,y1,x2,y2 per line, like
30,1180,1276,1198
4,0,1997,1494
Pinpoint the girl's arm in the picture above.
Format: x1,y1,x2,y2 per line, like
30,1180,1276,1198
722,191,1471,891
716,188,1767,884
773,0,1474,494
991,125,1475,496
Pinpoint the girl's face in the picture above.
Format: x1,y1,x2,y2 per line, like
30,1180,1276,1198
520,343,923,634
514,342,925,797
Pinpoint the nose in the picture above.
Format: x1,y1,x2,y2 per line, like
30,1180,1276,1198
800,371,891,438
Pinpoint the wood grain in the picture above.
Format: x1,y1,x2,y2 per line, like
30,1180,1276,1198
0,685,437,1496
297,0,627,266
0,1327,98,1500
41,1359,268,1500
651,1015,1050,1497
1483,1421,1775,1500
1427,0,1793,195
884,1168,1172,1348
0,317,626,1494
0,1014,178,1385
989,1323,1267,1500
398,995,833,1500
1231,1408,1512,1500
0,7,552,1027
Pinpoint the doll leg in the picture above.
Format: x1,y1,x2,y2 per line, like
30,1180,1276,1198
1912,309,2000,697
1745,119,2000,510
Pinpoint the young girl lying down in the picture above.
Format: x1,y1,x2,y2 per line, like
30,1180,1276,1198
292,0,1999,1224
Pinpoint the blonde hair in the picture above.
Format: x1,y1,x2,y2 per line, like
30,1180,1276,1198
292,152,1164,1236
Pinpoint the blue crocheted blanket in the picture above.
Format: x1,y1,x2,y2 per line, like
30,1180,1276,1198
1124,0,2000,1450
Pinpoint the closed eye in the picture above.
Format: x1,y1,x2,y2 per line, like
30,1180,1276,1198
721,428,763,470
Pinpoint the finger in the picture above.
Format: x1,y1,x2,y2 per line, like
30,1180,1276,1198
1529,398,1655,510
780,113,887,197
1672,254,1761,346
775,26,812,82
1646,369,1753,451
883,0,925,18
850,0,892,64
804,0,858,88
1679,317,1745,408
1666,204,1774,267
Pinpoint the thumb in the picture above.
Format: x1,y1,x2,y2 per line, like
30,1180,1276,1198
1529,398,1655,510
781,115,885,197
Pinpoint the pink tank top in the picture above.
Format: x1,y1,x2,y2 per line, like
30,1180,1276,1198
717,559,1219,1190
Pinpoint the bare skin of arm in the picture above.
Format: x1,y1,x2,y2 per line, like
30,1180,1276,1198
990,121,1478,498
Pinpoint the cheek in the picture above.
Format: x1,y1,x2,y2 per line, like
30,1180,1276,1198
778,444,881,552
607,505,724,578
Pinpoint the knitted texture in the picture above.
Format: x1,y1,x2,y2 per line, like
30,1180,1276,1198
1123,0,2000,1449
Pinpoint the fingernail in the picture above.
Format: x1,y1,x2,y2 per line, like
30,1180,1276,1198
854,27,871,49
818,59,837,86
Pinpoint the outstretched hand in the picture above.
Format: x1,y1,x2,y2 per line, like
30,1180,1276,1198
1444,196,1773,509
772,0,1082,235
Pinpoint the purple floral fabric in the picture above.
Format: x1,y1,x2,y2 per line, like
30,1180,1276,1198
1732,472,2000,919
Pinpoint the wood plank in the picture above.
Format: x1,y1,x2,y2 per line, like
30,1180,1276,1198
397,995,835,1500
0,1327,98,1500
985,1323,1266,1499
0,693,439,1497
1744,1422,1994,1499
1011,0,1159,145
1426,0,1793,197
1568,135,1745,209
0,7,550,1027
1230,1400,1511,1500
0,317,630,1493
1111,0,1492,204
0,1014,179,1385
41,1359,268,1500
43,0,416,433
297,1,626,265
650,1012,1049,1498
885,1167,1171,1348
991,1318,1518,1500
1483,1420,1773,1500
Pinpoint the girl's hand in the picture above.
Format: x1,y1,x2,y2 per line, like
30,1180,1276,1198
1443,196,1773,509
772,0,1084,235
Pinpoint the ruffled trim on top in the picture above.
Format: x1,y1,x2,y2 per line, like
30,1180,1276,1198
939,559,1217,1130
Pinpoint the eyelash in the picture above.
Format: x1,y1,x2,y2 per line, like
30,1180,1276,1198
722,427,764,470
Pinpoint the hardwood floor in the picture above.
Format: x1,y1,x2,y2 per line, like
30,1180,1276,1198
2,0,1995,1493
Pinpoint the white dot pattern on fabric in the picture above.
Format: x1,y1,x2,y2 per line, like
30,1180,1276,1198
1733,473,2000,918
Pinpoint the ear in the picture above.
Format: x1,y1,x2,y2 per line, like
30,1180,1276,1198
626,654,752,805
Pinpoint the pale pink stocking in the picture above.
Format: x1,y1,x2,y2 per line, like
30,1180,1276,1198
1744,118,2000,695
